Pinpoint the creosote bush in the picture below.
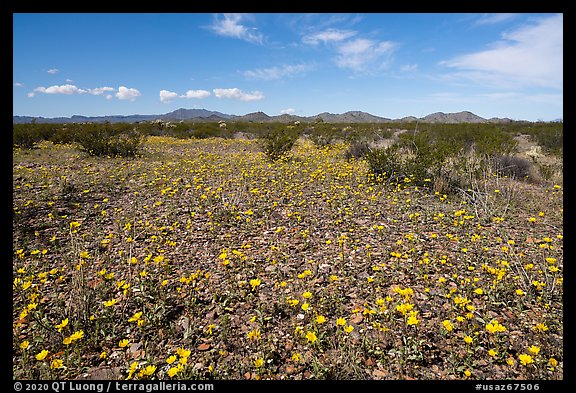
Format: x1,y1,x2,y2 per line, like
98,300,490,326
75,125,144,157
13,123,49,149
260,127,300,161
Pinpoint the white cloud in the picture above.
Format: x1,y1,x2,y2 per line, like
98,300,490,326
160,90,179,103
302,28,357,45
160,89,211,102
213,88,264,101
180,89,211,99
87,87,115,95
208,13,263,44
335,38,396,73
280,108,296,115
47,68,59,74
27,84,121,98
66,79,74,83
106,94,113,100
14,82,23,87
116,86,141,101
28,84,86,97
441,14,563,89
243,64,313,81
474,13,518,26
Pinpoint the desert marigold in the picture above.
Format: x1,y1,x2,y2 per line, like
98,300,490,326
528,345,540,355
249,278,261,291
518,353,534,366
305,331,318,343
55,318,69,332
442,320,453,332
167,366,181,378
70,330,84,341
35,349,49,361
247,329,261,340
51,359,64,369
533,323,549,333
140,365,156,376
548,358,558,368
486,320,506,334
395,302,414,316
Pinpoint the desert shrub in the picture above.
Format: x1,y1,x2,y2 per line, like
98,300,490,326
75,124,143,157
308,130,336,148
523,123,563,156
344,141,371,160
260,127,300,161
491,155,533,181
399,130,462,183
48,125,78,145
365,144,407,182
13,124,45,148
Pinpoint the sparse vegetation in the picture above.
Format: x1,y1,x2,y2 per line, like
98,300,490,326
13,120,563,381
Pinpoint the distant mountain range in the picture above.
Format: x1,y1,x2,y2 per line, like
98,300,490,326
13,108,519,124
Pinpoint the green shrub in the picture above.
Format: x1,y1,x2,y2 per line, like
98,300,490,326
260,127,300,161
75,124,143,157
13,124,45,149
365,144,406,182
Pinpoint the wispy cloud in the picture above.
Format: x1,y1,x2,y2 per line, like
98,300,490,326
440,14,562,89
302,26,397,74
14,82,24,87
280,108,296,115
242,64,313,81
207,13,263,44
213,88,264,101
47,68,59,74
335,38,396,73
473,13,518,26
302,28,357,45
400,64,418,73
87,87,115,96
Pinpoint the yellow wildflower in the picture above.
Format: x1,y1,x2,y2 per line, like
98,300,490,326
306,331,318,343
518,354,534,366
35,350,49,361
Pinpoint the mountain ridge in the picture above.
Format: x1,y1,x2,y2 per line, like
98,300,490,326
13,108,520,124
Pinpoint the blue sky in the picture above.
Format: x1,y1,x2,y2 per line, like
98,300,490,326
13,13,563,121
